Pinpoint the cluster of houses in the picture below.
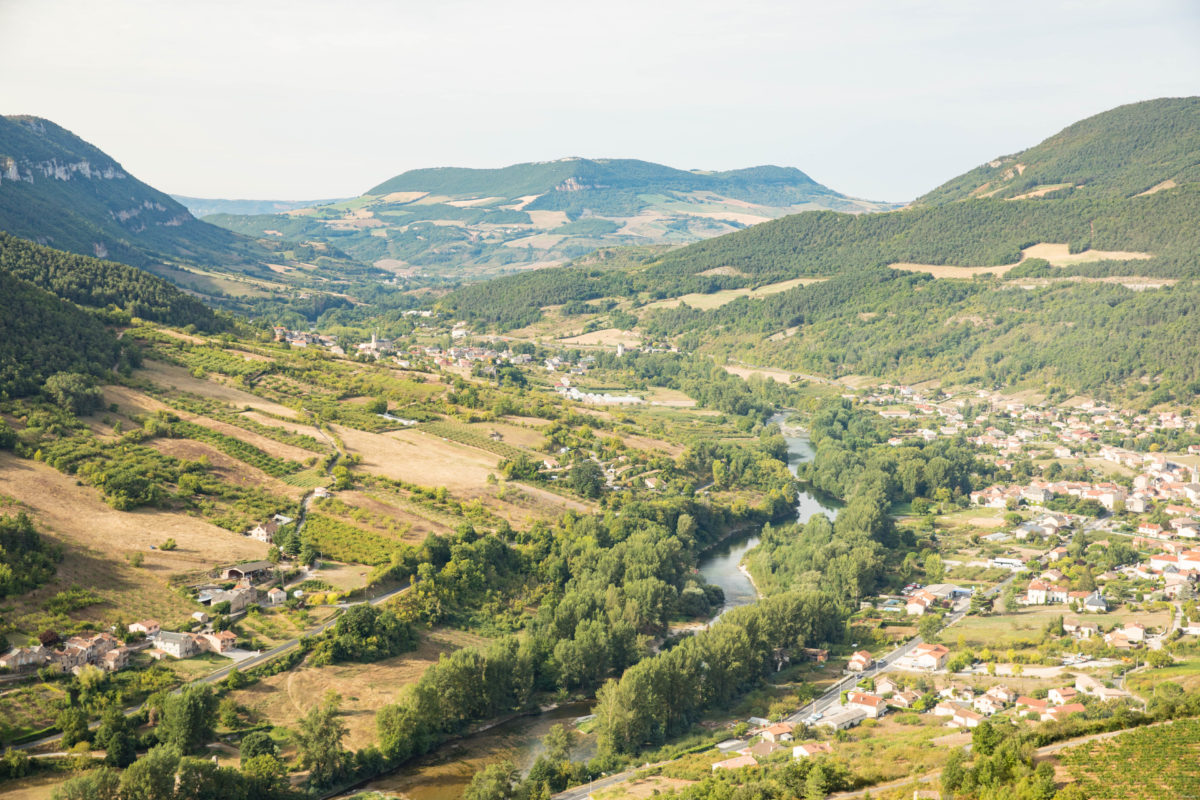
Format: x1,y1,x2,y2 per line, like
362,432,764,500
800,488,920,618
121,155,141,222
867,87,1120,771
1023,559,1110,611
126,619,241,660
901,583,972,616
0,630,136,675
272,327,343,355
1126,543,1200,600
711,722,834,771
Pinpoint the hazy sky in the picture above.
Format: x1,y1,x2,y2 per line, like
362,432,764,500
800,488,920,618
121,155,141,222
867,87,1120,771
2,0,1198,200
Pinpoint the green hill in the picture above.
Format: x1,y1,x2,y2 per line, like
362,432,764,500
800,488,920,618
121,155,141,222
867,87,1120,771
916,97,1200,204
0,231,225,332
0,116,381,308
0,115,258,268
440,97,1200,396
207,158,897,280
0,269,127,399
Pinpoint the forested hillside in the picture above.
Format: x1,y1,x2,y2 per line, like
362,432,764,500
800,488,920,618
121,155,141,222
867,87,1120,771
0,232,225,331
917,97,1200,204
442,98,1200,326
0,270,126,398
0,115,257,269
437,97,1200,397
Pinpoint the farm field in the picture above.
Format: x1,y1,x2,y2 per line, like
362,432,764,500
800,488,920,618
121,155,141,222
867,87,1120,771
889,242,1154,279
952,605,1172,650
137,360,300,419
1127,658,1200,695
0,453,262,632
1057,718,1200,798
149,437,307,500
722,364,799,384
334,424,500,492
556,328,643,348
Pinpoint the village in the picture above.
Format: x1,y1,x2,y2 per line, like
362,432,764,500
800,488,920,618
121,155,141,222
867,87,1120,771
0,555,304,678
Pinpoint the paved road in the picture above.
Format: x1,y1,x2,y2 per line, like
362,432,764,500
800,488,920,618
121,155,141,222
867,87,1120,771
785,570,1017,726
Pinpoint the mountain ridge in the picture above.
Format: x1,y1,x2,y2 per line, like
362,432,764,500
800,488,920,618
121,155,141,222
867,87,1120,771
0,114,251,267
207,156,898,280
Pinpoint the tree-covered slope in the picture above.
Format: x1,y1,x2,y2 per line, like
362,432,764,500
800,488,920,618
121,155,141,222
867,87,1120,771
0,231,225,332
0,270,125,399
441,98,1200,328
916,97,1200,204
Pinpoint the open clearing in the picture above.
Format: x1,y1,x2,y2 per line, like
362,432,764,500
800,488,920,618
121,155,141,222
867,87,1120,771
723,364,798,384
556,328,643,348
101,385,321,465
891,242,1154,278
318,489,448,544
231,629,486,750
1008,275,1177,291
0,454,261,630
644,387,697,408
335,424,500,492
595,777,695,799
1136,178,1177,196
642,277,825,311
1008,183,1074,200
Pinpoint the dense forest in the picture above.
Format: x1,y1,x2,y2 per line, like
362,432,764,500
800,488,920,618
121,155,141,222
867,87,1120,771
0,271,128,399
0,232,225,331
917,96,1200,204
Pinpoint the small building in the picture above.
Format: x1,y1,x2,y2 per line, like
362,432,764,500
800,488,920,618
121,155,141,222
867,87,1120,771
247,520,279,544
801,647,829,663
155,631,199,660
221,561,273,581
875,676,900,696
0,645,47,672
911,643,949,670
816,707,868,731
1048,687,1078,705
846,691,886,718
848,650,874,672
201,630,238,653
712,755,758,771
793,741,833,759
740,741,782,759
102,647,131,672
267,587,288,605
891,690,921,709
761,722,794,743
953,706,984,729
1016,696,1048,715
129,619,161,637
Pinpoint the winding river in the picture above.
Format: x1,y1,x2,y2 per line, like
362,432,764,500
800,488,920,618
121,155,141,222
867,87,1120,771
698,421,839,617
355,415,833,800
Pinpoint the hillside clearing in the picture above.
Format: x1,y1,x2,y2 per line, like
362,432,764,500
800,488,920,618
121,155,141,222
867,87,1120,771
557,328,643,348
891,242,1154,278
641,277,826,311
0,454,260,630
334,424,500,492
